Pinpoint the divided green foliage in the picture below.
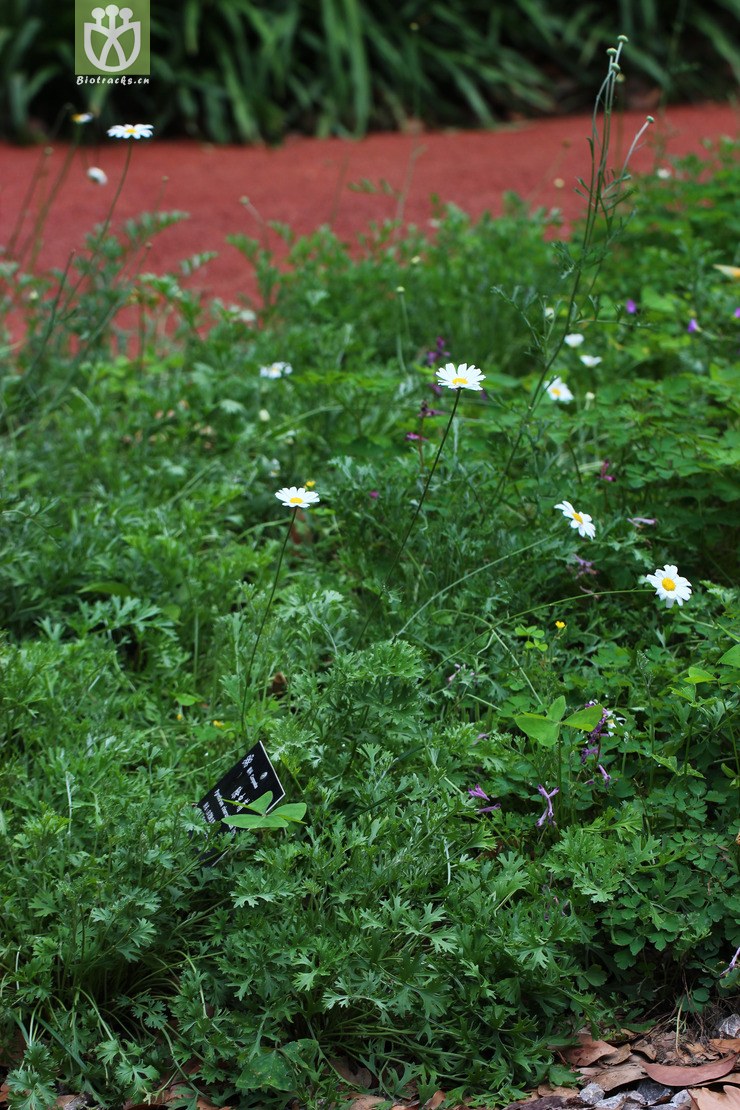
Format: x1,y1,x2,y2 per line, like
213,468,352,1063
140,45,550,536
0,94,739,1110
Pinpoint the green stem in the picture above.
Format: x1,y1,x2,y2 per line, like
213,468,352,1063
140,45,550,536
354,388,461,650
52,138,135,337
16,133,81,272
492,39,631,507
240,507,297,728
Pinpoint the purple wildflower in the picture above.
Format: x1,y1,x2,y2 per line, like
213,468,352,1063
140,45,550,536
721,946,740,977
447,662,478,686
475,732,490,743
467,783,501,814
419,401,445,418
625,298,638,314
369,490,379,500
687,318,699,333
734,307,740,319
405,432,427,442
571,554,598,578
584,702,614,746
599,459,615,482
468,784,489,800
627,516,657,527
580,745,599,765
536,784,559,828
424,336,451,366
597,763,612,785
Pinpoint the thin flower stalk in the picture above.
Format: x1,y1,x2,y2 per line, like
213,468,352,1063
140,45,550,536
240,488,320,725
354,388,464,649
493,39,649,505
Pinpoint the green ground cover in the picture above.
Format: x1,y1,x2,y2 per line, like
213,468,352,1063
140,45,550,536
1,46,739,1110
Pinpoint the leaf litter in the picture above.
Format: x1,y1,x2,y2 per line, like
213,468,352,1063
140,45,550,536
4,1018,740,1110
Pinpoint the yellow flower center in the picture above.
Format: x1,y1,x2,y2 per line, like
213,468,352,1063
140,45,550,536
572,511,583,524
289,496,303,504
661,576,676,591
552,387,561,396
125,125,137,133
451,376,467,385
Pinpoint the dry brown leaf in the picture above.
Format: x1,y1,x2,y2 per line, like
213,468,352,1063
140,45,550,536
690,1087,740,1110
602,1046,635,1067
502,1099,577,1110
0,1082,10,1106
632,1041,659,1062
329,1057,375,1090
716,1075,740,1088
563,1034,619,1068
348,1097,387,1110
56,1098,88,1110
712,1043,740,1056
422,1094,446,1110
590,1063,647,1092
685,1044,715,1060
642,1057,738,1087
537,1087,581,1099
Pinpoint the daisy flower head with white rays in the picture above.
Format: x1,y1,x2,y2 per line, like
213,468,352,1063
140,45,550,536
436,362,485,391
107,123,154,140
555,500,596,540
71,112,94,124
545,376,573,403
87,166,108,186
645,563,692,608
580,354,602,368
275,486,320,509
260,361,293,379
564,333,584,348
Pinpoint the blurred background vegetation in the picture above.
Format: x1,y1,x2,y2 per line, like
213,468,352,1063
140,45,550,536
2,0,739,144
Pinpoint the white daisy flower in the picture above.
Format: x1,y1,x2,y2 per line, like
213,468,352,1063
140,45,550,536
564,333,584,347
435,362,485,391
260,361,293,379
86,166,108,186
545,376,573,403
275,486,320,508
656,167,672,180
227,305,257,323
107,123,154,140
580,354,602,368
554,500,596,540
644,564,692,608
72,112,94,124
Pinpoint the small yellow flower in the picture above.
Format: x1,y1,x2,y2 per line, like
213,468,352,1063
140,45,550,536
305,480,316,488
212,719,224,728
176,712,183,721
555,620,566,630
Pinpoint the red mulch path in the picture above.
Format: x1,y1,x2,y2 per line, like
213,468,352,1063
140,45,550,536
1,103,737,309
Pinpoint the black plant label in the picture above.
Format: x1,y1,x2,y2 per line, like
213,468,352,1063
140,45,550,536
196,741,286,829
